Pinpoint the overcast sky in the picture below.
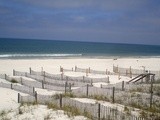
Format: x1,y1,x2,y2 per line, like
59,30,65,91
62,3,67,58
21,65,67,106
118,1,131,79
0,0,160,45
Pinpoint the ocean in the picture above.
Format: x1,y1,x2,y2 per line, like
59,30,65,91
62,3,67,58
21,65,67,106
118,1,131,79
0,38,160,59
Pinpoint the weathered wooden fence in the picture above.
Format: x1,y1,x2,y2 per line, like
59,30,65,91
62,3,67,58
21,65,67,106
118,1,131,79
72,85,160,110
19,94,146,120
0,82,34,95
0,73,71,92
113,65,160,80
61,66,113,75
14,69,110,85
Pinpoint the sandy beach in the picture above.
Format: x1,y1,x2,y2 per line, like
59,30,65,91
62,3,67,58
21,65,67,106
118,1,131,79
0,57,160,119
1,58,160,75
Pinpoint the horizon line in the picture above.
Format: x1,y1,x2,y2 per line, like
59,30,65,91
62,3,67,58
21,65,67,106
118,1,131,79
0,37,160,47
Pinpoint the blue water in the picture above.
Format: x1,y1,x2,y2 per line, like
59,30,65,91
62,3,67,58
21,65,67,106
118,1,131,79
0,38,160,59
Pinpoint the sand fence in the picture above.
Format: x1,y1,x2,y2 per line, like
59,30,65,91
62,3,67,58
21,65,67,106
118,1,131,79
61,66,113,76
14,68,110,85
18,93,145,120
0,74,71,92
113,65,160,80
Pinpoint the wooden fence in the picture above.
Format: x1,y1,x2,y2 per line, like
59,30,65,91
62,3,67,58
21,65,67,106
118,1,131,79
0,82,34,95
14,69,109,85
19,93,146,120
72,85,160,109
61,66,113,75
113,65,160,80
0,73,71,92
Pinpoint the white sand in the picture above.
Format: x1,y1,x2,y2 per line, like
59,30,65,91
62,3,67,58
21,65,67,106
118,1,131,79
0,87,27,111
0,58,159,84
0,58,160,119
0,58,160,76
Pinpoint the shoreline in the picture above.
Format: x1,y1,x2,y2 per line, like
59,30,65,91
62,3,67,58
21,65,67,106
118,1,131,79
0,55,160,60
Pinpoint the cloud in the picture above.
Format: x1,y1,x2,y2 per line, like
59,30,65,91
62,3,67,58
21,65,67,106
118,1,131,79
0,0,160,45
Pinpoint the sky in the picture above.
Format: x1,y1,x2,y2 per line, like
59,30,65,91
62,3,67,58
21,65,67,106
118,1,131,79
0,0,160,45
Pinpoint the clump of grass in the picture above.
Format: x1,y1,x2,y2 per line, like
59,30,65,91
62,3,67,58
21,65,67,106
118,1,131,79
0,110,6,117
0,110,10,120
129,102,143,110
139,110,148,118
84,109,92,119
47,103,59,110
129,87,143,93
124,106,129,112
63,93,75,98
153,86,160,96
89,95,110,102
11,79,18,83
124,106,131,115
51,94,60,99
63,105,81,117
18,107,23,115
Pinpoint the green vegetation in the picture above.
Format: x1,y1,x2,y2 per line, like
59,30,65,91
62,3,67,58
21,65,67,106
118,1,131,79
11,78,18,83
89,95,110,102
0,110,10,120
0,110,6,117
47,102,59,110
63,105,81,116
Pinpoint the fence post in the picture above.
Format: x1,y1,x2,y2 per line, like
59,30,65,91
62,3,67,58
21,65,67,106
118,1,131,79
89,67,90,73
65,82,67,94
83,76,85,81
112,87,115,103
69,83,71,92
4,74,6,80
60,94,62,108
60,66,62,72
21,77,23,85
61,68,63,73
35,91,37,103
90,79,93,86
33,87,35,94
66,76,68,81
98,103,101,120
122,81,124,91
29,67,31,75
130,66,132,78
107,76,110,83
13,69,15,76
150,75,154,109
86,84,89,97
75,66,77,72
43,71,45,82
42,80,44,89
11,83,13,89
18,93,20,103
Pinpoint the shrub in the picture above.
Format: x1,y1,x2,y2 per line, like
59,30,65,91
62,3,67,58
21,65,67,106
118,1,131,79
11,79,18,83
0,110,6,117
